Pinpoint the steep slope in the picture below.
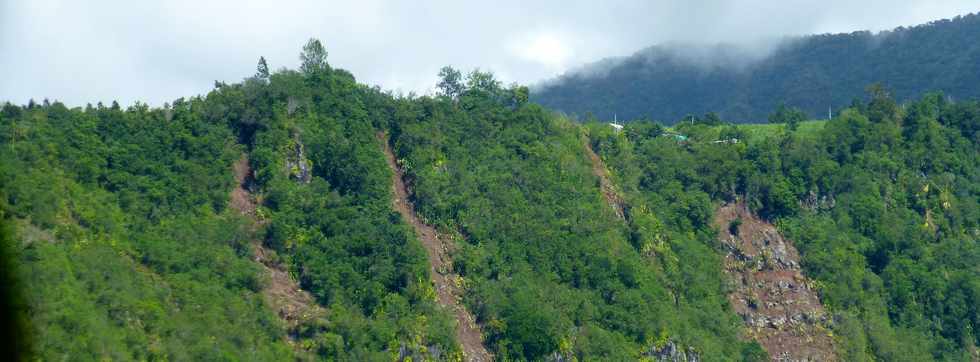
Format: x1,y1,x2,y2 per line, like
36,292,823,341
583,135,626,220
713,202,835,361
389,79,761,360
380,132,492,362
0,101,293,360
229,155,322,346
225,61,461,358
586,90,980,360
535,13,980,122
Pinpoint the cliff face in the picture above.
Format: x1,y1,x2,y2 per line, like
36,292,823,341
713,202,836,361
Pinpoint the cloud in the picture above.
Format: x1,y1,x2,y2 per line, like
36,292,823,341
1,0,977,106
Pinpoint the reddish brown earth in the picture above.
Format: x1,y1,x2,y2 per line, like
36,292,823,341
230,155,322,342
713,202,836,361
378,132,493,362
582,136,626,220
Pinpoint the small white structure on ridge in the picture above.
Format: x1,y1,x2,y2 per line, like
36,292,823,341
609,113,624,132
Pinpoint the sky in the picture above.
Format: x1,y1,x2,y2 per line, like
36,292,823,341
2,0,978,107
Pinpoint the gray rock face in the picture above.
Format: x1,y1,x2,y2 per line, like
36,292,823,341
713,202,837,361
644,341,701,362
285,133,312,184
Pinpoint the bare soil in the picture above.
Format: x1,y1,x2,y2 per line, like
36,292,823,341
229,155,323,343
713,202,836,361
582,136,626,220
378,132,493,362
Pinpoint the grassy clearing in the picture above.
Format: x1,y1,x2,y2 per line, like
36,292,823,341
662,120,826,145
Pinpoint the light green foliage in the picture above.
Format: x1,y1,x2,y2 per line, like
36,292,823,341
596,90,980,361
4,37,979,362
214,50,458,359
390,70,755,360
0,39,457,360
0,100,290,360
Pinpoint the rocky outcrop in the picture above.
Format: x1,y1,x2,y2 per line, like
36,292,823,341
798,191,835,212
644,340,701,362
230,155,323,350
714,202,836,361
285,133,312,184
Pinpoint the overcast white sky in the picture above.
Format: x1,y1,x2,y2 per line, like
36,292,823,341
2,0,978,106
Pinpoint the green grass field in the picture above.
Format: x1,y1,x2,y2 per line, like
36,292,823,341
663,120,827,144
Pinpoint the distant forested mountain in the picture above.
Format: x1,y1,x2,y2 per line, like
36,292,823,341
533,12,980,123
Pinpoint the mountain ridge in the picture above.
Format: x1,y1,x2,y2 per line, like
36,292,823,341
534,12,980,123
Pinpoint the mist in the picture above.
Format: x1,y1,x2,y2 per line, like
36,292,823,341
2,0,978,107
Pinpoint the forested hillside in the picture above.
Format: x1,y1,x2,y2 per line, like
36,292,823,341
387,68,766,360
3,38,979,361
0,40,459,360
587,89,980,360
534,13,980,123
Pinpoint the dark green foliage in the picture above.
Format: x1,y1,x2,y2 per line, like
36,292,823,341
768,103,807,131
0,100,291,360
390,70,754,360
0,39,457,360
211,46,459,359
590,89,980,360
256,56,270,79
0,215,31,361
535,13,980,123
437,66,464,100
5,36,978,361
300,38,330,76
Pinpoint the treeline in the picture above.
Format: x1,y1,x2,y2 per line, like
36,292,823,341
535,12,980,123
588,89,980,360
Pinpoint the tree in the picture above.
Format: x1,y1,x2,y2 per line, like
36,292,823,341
256,56,270,79
768,103,806,131
701,112,723,126
436,66,464,100
300,38,329,75
511,85,529,108
465,69,501,95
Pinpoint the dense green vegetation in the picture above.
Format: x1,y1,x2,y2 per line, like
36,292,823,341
0,214,30,360
588,89,980,360
215,40,459,360
3,36,978,361
0,98,291,360
535,13,980,123
387,68,764,360
0,40,456,360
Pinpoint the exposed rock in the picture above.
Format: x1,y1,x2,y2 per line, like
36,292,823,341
379,132,492,362
714,202,836,361
644,340,701,362
799,190,836,211
285,132,312,184
229,154,324,353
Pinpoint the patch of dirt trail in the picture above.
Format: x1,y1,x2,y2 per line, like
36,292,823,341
713,202,836,361
582,136,626,220
230,155,322,343
377,132,493,362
